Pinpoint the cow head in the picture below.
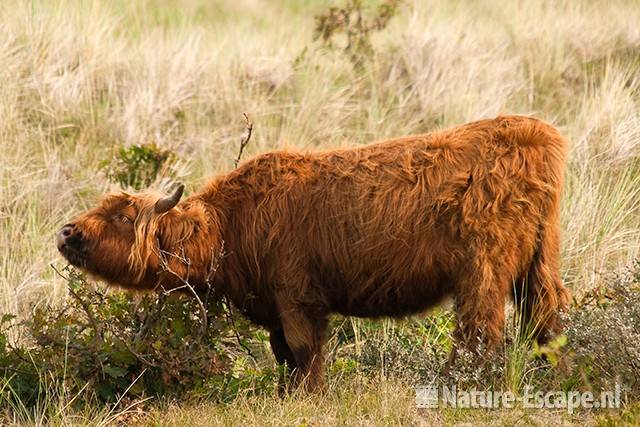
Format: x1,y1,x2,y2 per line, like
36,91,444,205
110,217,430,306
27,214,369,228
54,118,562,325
56,184,220,290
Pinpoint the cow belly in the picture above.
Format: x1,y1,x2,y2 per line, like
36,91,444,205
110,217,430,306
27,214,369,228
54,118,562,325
332,278,452,318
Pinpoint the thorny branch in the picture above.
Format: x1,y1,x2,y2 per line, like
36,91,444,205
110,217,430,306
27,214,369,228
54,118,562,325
234,113,253,168
155,242,210,336
134,291,167,342
203,241,226,310
222,295,257,362
51,264,104,345
152,240,256,361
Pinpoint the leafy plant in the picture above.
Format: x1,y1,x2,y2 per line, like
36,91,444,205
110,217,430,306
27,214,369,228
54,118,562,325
101,144,176,190
0,267,271,413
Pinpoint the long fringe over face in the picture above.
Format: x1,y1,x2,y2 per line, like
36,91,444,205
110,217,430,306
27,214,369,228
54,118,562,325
128,192,165,284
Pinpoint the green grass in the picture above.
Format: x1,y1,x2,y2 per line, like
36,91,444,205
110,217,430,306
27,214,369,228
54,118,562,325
1,0,640,424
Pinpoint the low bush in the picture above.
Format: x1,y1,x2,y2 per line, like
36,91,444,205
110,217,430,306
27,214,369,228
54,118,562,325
564,264,640,395
0,267,272,413
100,143,176,190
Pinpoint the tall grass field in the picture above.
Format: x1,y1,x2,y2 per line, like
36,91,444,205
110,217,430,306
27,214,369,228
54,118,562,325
1,0,640,425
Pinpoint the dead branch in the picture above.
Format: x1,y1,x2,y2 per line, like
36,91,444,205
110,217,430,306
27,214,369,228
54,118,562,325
222,295,257,363
119,338,160,368
203,241,226,311
134,291,167,342
155,243,209,336
234,113,253,168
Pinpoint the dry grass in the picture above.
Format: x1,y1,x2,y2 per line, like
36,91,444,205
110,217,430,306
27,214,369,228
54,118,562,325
142,377,596,426
1,0,640,425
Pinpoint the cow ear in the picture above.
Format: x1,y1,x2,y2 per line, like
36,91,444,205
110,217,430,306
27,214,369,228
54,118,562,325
156,210,196,252
155,203,206,251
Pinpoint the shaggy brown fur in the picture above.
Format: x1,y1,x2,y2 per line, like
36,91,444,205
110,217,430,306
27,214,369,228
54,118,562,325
57,115,570,391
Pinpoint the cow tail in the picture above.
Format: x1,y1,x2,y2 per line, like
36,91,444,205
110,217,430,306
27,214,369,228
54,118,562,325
515,196,570,344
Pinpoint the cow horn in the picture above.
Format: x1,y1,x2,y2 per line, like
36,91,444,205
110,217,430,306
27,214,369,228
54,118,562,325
155,184,184,214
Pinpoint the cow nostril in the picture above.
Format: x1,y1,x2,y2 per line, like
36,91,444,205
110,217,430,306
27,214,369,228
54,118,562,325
57,225,78,252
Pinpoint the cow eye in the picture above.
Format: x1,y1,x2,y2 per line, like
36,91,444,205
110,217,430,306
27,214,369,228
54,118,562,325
117,214,132,224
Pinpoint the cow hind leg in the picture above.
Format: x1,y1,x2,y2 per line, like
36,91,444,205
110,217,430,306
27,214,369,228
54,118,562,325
453,255,512,355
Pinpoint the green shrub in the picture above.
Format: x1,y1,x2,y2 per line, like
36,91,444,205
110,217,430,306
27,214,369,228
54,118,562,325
0,267,271,412
101,144,176,190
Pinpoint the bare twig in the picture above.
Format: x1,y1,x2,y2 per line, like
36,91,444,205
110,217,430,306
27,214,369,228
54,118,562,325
153,240,226,337
203,241,226,313
234,113,253,168
134,292,167,342
222,296,257,362
154,243,209,336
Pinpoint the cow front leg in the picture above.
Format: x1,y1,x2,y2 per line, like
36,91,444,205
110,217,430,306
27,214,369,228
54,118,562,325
278,306,327,392
269,328,297,393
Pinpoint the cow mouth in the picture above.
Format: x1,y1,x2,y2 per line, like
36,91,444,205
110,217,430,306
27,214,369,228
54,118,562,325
58,244,88,267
